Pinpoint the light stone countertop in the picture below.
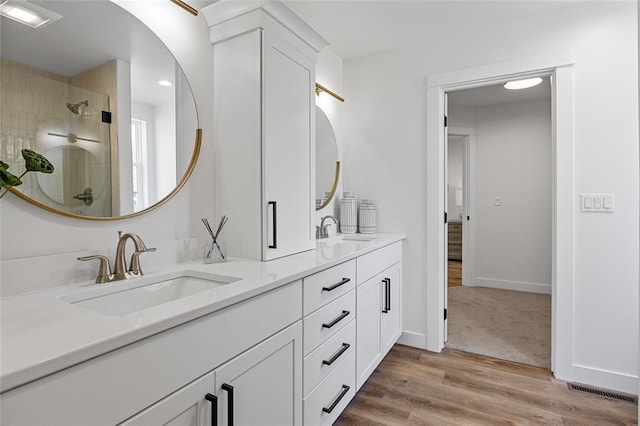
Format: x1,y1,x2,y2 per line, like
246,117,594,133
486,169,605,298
0,233,405,393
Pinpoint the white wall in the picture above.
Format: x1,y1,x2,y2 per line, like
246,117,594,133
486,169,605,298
472,99,551,293
343,1,638,392
0,1,214,296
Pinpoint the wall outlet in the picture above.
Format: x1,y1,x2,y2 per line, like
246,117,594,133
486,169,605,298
581,193,614,213
494,196,502,206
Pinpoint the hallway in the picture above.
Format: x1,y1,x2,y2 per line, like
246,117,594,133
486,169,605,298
446,286,551,368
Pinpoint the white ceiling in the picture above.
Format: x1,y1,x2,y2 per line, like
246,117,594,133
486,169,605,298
281,1,585,60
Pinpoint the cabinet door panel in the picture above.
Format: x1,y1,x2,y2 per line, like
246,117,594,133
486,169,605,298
381,263,402,354
120,372,214,426
356,277,382,390
215,322,303,426
263,32,314,260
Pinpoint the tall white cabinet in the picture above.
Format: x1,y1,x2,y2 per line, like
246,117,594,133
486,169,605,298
204,1,328,261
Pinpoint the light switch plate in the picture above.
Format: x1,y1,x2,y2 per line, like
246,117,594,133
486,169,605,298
581,193,614,213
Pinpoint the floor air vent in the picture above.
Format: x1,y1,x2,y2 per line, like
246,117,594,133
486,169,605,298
567,382,638,403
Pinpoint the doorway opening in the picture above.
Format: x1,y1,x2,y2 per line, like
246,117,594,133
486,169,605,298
443,80,553,368
425,55,576,380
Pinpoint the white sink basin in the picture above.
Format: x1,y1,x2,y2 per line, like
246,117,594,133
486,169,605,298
60,271,240,316
341,234,377,241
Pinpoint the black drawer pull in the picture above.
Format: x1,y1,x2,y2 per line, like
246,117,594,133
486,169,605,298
221,383,234,426
322,277,350,292
322,343,350,366
205,393,218,426
322,384,351,414
382,278,391,313
268,201,277,249
322,310,350,329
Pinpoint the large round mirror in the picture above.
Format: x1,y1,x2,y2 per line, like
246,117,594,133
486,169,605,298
0,0,200,219
316,106,339,210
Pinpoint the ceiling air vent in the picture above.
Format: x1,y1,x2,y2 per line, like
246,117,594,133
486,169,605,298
567,382,638,404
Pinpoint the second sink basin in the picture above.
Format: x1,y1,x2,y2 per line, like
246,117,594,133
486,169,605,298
341,234,377,242
60,271,240,316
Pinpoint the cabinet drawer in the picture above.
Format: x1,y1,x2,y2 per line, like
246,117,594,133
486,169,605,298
303,290,355,355
303,319,355,395
303,351,355,426
303,260,356,315
357,241,402,285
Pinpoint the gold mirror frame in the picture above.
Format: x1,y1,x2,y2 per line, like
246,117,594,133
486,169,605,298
316,160,340,211
8,129,202,221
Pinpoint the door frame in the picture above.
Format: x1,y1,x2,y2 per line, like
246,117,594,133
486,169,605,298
425,54,575,380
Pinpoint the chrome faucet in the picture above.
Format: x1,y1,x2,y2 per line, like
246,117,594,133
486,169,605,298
318,215,338,239
78,232,156,283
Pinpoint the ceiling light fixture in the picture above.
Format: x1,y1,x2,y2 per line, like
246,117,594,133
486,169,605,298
0,0,62,29
504,77,543,90
158,80,173,87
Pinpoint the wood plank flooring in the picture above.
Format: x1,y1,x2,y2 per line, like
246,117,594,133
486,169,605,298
448,260,462,287
335,345,638,425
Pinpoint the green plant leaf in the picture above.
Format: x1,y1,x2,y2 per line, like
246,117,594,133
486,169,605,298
0,168,23,187
21,149,54,174
0,161,8,170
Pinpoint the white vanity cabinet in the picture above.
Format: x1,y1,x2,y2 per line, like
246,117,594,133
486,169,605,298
122,322,302,426
0,282,302,426
0,236,405,426
204,1,328,262
356,242,403,389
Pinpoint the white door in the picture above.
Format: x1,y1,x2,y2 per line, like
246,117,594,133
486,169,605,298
356,275,382,389
380,263,402,353
214,322,303,426
443,92,449,341
263,32,314,260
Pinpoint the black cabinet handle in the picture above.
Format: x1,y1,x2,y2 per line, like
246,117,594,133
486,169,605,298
386,278,391,312
322,277,350,292
322,384,351,414
268,201,277,249
382,278,389,313
322,310,350,329
221,383,234,426
205,393,218,426
322,343,350,366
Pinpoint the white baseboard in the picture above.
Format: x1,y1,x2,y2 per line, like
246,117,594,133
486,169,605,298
398,331,429,350
468,277,551,294
571,364,639,395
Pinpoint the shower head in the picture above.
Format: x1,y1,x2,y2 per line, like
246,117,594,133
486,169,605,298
66,100,88,115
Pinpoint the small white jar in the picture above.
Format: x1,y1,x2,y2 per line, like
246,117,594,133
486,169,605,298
358,199,376,234
340,192,357,234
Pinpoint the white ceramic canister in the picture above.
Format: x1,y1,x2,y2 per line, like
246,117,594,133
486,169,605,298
340,192,357,234
359,199,377,234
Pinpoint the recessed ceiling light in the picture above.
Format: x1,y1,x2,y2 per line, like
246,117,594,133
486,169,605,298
504,77,543,90
158,80,173,87
0,0,62,29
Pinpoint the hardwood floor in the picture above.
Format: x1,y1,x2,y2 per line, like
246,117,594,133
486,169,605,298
448,260,462,287
335,345,638,425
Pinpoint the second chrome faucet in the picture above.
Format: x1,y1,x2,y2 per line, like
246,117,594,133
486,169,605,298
78,232,156,283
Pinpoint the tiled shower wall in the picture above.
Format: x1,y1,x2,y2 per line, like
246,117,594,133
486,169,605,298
0,60,112,216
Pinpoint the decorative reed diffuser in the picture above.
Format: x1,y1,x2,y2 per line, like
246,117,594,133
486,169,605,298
202,216,228,263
